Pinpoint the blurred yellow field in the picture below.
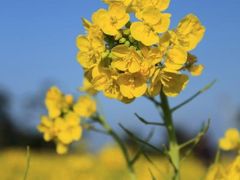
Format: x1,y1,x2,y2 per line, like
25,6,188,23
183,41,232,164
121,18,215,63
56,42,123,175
0,146,208,180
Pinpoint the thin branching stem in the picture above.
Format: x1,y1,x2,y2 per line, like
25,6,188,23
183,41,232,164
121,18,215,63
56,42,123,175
171,80,216,113
119,123,162,153
134,113,165,126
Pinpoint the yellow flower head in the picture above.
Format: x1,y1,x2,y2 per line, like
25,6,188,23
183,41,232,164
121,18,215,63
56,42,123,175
130,7,171,46
92,3,130,36
38,112,82,154
76,36,105,69
73,96,97,118
45,86,73,118
140,46,163,77
75,0,205,102
149,69,189,97
38,116,55,142
172,14,206,51
55,112,82,145
219,128,240,151
117,72,147,99
111,45,142,73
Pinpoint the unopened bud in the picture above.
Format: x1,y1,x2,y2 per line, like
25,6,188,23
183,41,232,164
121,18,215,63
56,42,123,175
119,38,126,43
124,41,130,47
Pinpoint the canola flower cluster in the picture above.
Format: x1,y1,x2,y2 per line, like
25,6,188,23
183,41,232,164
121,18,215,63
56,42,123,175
38,87,96,154
206,128,240,180
77,0,206,103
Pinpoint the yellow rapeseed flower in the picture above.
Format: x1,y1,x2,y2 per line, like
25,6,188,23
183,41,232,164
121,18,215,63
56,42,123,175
117,72,147,99
111,45,141,73
219,128,240,151
38,112,82,154
130,7,171,46
73,96,97,118
45,86,73,118
148,69,189,97
92,2,130,36
38,116,55,141
140,45,163,77
76,36,105,69
170,14,205,51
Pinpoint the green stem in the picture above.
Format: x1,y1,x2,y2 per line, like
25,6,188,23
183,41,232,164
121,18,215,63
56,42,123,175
160,91,180,180
97,116,136,179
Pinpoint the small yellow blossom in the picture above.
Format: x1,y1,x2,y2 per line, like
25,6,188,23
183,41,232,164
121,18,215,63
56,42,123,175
149,69,189,97
111,45,141,73
140,46,162,77
171,14,205,51
45,86,73,118
73,96,97,118
92,3,130,36
117,72,147,99
131,7,171,46
38,116,55,141
38,112,82,154
219,128,240,151
76,36,105,69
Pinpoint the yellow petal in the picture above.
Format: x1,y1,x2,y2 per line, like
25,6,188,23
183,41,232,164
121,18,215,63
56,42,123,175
131,22,159,46
152,13,171,33
141,7,161,25
176,14,206,51
162,71,189,96
165,46,187,71
76,36,90,51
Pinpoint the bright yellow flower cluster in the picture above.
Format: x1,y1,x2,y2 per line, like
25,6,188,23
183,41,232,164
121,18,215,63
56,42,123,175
205,128,240,180
38,86,96,154
219,128,240,151
77,0,205,103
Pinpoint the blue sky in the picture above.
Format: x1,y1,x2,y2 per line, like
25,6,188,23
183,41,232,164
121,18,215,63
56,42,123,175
1,0,240,147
